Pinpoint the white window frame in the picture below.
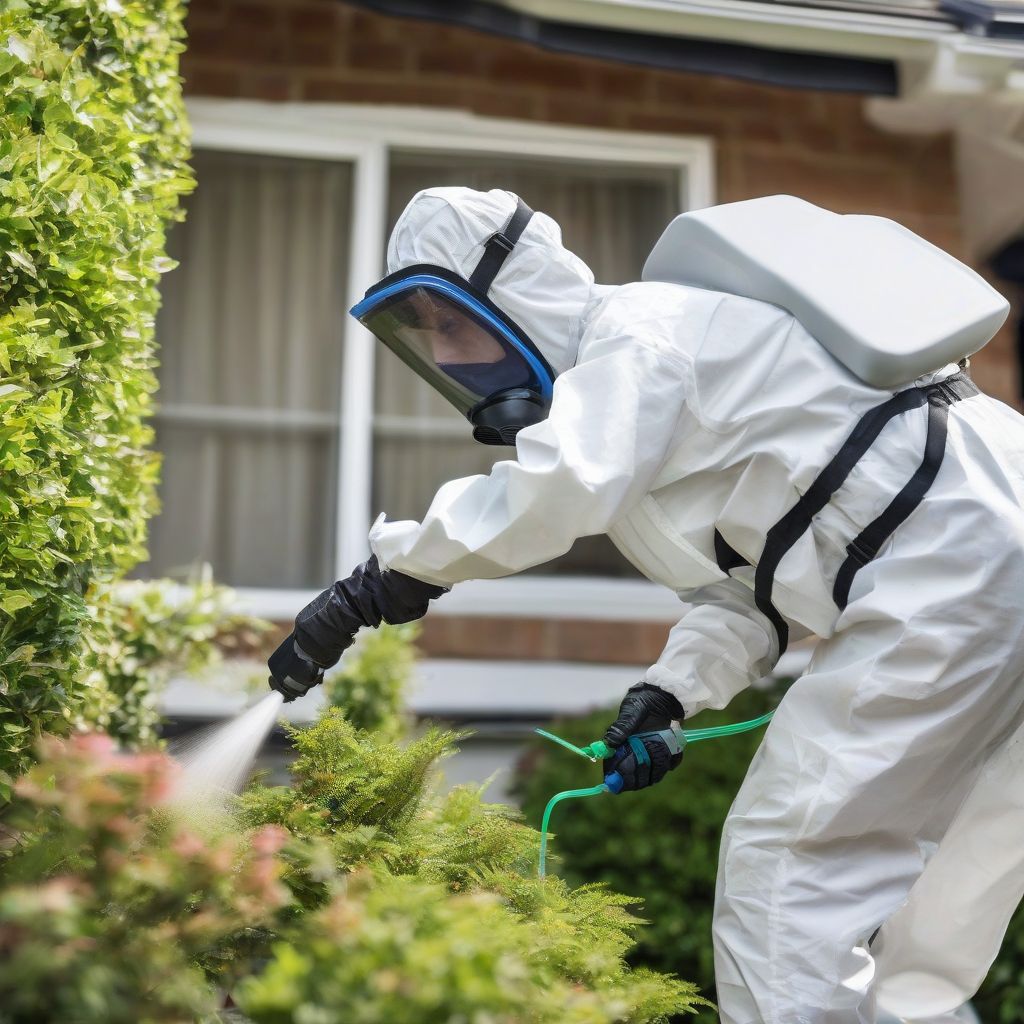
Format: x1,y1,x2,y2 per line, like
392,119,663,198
175,97,715,623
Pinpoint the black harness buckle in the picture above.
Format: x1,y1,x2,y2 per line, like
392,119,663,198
487,231,515,255
845,537,875,567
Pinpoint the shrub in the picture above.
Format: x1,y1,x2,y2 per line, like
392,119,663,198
239,871,694,1024
323,623,418,737
3,711,709,1022
238,709,711,1020
0,733,290,1024
78,575,270,749
513,685,786,1020
0,0,191,789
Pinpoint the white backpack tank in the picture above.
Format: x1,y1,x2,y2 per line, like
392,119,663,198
642,195,1010,389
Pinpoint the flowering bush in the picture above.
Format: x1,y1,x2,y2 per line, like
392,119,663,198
0,734,289,1024
2,715,709,1023
2,665,721,1024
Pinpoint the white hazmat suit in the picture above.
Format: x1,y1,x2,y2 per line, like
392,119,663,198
369,187,1024,1023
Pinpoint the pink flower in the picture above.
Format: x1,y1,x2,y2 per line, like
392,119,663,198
171,831,206,859
72,734,117,758
101,814,138,838
34,878,80,913
251,825,288,856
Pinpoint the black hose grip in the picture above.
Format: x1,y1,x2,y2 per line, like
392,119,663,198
267,632,324,703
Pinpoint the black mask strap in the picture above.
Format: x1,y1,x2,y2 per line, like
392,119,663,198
468,197,534,294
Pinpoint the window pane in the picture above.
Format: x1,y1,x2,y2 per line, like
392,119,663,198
143,150,351,588
373,154,680,577
150,423,338,589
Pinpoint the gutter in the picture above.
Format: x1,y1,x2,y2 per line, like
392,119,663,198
347,0,1024,95
348,0,900,92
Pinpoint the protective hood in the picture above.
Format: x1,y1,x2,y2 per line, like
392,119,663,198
385,187,597,376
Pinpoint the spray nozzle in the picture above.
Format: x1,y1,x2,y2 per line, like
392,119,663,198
533,728,598,762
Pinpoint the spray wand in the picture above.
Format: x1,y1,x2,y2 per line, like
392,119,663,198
533,712,775,877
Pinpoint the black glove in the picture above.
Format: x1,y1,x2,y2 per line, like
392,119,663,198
267,634,325,702
603,730,684,792
601,682,685,793
268,554,447,701
603,682,684,747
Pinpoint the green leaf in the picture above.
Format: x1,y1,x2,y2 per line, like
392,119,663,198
0,590,36,614
6,35,34,65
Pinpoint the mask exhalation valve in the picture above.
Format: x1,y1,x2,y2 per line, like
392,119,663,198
469,388,549,446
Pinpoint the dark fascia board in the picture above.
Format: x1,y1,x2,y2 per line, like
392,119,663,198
940,0,1024,38
344,0,898,95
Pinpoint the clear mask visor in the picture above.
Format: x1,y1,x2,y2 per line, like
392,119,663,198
356,286,540,414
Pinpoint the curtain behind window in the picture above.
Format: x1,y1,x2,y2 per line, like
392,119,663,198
374,155,680,576
143,150,351,588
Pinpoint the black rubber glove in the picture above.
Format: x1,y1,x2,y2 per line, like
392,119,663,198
603,682,685,747
267,634,325,703
268,554,447,701
601,682,685,793
603,731,684,792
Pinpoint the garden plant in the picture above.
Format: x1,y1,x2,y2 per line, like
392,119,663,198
4,0,1018,1019
322,621,419,738
0,0,192,791
0,703,712,1022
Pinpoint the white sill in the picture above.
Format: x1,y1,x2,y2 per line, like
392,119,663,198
232,576,687,623
162,649,813,723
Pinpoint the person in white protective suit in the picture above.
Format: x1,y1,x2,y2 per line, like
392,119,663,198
265,187,1024,1024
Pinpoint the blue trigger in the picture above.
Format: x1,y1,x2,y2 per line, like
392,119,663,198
604,771,624,794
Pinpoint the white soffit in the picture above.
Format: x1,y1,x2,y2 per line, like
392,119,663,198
497,0,952,60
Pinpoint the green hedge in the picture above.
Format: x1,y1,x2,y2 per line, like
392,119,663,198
513,686,786,1019
0,0,191,793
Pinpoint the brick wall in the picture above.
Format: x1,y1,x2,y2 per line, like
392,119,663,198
182,0,1019,666
184,0,960,233
181,0,1018,401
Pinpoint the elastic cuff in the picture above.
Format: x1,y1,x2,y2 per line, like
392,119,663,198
368,514,455,590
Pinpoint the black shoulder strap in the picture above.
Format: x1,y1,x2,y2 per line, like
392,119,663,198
468,197,534,294
831,376,978,609
751,372,978,654
714,528,751,573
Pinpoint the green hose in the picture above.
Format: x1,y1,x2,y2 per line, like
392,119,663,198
678,710,776,743
535,711,776,878
538,784,608,877
581,710,776,760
